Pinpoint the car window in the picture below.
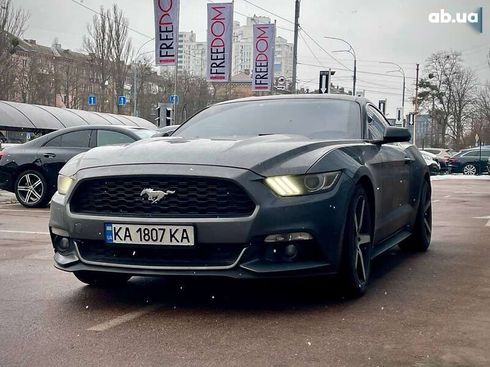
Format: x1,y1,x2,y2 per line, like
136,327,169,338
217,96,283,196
97,130,135,146
45,135,62,147
462,150,480,158
366,106,386,140
60,130,92,148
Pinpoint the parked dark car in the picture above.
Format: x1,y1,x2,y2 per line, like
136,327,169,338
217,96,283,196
0,125,155,208
49,95,431,297
447,148,490,175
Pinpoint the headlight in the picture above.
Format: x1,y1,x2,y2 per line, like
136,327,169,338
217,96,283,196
265,171,340,197
57,175,75,195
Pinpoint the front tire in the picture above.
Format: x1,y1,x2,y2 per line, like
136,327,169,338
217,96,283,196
340,186,373,297
463,163,477,175
74,271,132,287
400,180,432,252
14,170,50,208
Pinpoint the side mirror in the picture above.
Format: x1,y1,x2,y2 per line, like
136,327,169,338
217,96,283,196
380,126,411,144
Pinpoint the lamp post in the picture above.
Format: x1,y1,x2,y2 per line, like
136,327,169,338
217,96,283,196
324,36,356,95
380,61,406,123
132,38,155,116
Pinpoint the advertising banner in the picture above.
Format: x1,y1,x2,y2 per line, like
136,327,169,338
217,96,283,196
252,23,275,91
207,3,233,82
154,0,180,66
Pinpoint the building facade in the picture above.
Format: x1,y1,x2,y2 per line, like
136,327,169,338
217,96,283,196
175,15,294,83
177,31,206,77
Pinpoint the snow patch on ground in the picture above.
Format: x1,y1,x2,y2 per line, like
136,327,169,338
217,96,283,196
431,174,490,181
0,190,16,204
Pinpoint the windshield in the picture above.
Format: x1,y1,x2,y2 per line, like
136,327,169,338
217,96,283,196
174,99,362,140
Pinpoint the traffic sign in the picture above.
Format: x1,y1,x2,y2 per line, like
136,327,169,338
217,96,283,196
88,95,97,106
407,113,415,126
117,96,127,107
276,76,287,90
378,99,387,115
319,70,335,94
395,107,404,127
168,95,179,105
319,71,328,94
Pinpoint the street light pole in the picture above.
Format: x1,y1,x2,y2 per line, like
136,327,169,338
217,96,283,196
324,36,357,95
132,38,155,117
414,63,419,146
380,61,406,122
133,63,138,116
292,0,301,93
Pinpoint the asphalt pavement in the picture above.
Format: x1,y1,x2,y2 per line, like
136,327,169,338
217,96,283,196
0,178,489,367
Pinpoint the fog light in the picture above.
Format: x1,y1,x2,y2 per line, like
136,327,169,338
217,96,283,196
57,237,71,251
264,232,313,243
285,244,298,260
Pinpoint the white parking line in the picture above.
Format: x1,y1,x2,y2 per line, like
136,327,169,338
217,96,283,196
473,216,490,227
0,208,48,213
87,305,160,332
0,230,49,235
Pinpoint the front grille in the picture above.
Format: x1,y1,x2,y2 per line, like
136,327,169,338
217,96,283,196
76,240,246,268
70,176,256,218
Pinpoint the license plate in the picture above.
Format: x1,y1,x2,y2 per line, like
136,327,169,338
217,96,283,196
105,224,194,246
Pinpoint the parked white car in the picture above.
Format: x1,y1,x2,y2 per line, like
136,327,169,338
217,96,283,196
420,150,440,175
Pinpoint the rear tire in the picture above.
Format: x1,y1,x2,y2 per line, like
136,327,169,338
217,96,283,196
74,271,131,287
400,180,432,252
14,170,50,208
340,186,373,298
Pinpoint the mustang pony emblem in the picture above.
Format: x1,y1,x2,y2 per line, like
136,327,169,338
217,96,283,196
140,188,176,204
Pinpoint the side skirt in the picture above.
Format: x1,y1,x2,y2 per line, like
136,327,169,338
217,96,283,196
371,228,412,259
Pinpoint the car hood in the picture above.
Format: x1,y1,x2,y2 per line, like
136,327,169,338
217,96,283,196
64,135,358,177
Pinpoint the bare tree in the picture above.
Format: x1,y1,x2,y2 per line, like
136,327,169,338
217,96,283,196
107,4,132,114
0,0,29,100
176,71,212,123
417,51,478,149
83,7,112,112
83,5,133,114
446,67,477,147
473,84,490,145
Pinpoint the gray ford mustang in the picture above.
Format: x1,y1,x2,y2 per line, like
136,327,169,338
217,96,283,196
49,95,431,296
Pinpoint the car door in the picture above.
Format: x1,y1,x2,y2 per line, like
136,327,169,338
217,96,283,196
37,129,94,191
366,105,411,241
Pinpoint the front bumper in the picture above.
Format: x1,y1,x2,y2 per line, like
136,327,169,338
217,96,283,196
50,164,353,279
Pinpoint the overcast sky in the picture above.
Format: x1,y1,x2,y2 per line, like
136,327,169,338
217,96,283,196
15,0,490,117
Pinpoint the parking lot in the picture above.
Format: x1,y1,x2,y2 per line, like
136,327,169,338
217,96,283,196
0,177,489,367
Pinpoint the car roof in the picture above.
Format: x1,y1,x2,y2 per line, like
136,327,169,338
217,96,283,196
52,125,150,132
19,125,151,147
214,94,369,106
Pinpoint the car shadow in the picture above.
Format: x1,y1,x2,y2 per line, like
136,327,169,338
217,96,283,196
66,247,422,312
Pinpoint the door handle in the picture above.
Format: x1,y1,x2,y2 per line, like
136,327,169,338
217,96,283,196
43,153,56,158
404,157,413,164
